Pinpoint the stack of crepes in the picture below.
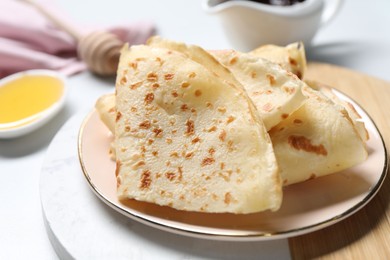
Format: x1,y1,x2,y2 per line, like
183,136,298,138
95,37,368,214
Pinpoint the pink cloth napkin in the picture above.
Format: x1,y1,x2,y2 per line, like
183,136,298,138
0,0,156,78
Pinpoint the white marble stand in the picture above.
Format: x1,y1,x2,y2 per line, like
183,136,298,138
40,111,291,259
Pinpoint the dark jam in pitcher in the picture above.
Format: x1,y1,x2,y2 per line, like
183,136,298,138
247,0,305,6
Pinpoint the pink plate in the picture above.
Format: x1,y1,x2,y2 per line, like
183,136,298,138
78,90,387,241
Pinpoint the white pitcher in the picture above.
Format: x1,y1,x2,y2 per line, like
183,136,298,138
203,0,344,51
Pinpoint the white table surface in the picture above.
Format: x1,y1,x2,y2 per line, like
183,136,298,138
1,0,390,259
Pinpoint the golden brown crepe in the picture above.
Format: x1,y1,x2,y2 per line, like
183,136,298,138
250,42,306,79
97,39,308,133
94,38,368,214
95,94,115,133
212,49,307,130
95,94,116,159
306,80,369,142
269,86,368,185
147,36,243,94
114,44,282,213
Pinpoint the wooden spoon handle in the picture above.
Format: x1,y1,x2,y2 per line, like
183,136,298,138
22,0,123,76
22,0,81,40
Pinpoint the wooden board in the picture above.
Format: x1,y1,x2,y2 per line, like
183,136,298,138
289,63,390,259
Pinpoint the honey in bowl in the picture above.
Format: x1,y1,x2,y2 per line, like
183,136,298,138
0,70,66,138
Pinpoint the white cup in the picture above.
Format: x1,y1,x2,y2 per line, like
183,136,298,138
203,0,344,51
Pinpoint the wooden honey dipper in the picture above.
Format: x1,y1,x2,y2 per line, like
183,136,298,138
24,0,123,76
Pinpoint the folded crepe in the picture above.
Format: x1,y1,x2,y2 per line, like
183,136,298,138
306,80,369,142
246,44,368,184
99,38,308,133
113,44,282,213
211,49,307,131
269,86,368,185
96,93,116,134
147,36,244,94
95,93,116,159
249,42,307,80
96,39,368,189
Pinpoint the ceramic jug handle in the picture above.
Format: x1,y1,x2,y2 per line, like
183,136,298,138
321,0,345,26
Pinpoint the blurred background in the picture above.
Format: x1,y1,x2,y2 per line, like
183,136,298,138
55,0,390,81
1,0,390,259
